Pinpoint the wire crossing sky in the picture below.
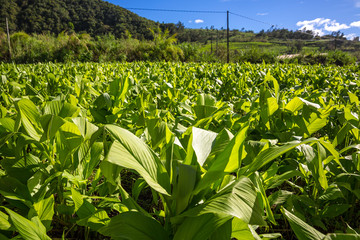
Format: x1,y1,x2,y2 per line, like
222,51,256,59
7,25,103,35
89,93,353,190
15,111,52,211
110,0,360,39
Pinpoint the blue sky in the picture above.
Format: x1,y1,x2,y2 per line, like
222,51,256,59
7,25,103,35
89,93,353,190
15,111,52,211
109,0,360,39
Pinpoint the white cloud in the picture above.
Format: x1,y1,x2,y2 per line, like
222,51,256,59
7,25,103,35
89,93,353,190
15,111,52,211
194,19,204,24
345,33,357,40
296,18,328,36
350,21,360,27
257,13,268,16
297,18,331,27
297,18,350,36
324,22,350,32
188,20,192,23
355,0,360,7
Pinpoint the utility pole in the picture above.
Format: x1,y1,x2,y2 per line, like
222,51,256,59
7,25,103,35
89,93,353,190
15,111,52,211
6,17,12,60
227,11,230,63
216,29,218,55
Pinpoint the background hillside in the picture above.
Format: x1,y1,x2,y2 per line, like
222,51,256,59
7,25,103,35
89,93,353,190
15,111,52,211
0,0,158,39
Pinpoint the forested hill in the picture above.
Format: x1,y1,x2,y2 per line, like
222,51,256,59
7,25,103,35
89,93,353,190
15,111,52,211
0,0,157,39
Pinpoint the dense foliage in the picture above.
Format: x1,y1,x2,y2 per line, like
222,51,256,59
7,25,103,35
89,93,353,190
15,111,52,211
0,30,191,63
0,62,359,239
0,30,357,65
0,0,157,39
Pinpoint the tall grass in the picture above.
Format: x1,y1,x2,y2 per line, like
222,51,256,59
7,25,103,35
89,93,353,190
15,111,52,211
0,30,357,65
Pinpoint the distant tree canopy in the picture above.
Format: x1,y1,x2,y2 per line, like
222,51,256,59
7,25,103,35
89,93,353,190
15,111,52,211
256,28,318,40
0,0,349,45
0,0,157,39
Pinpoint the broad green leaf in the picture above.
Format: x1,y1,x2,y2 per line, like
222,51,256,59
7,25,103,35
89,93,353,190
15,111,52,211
110,73,131,108
321,204,351,218
192,127,218,166
268,190,293,206
197,94,216,106
0,233,9,240
105,124,171,196
194,124,248,194
44,100,79,118
194,94,217,119
0,211,11,230
251,172,276,224
32,195,55,231
259,233,282,239
322,234,360,240
173,213,231,240
209,218,232,240
71,188,96,219
15,99,42,141
3,207,51,240
299,143,328,190
319,186,344,201
0,176,33,206
77,210,110,231
40,115,65,141
100,161,122,186
319,140,339,162
205,128,234,167
282,207,325,240
0,118,15,132
285,97,320,113
146,119,169,149
332,123,354,148
231,217,254,240
285,97,304,113
118,185,150,217
82,141,103,180
93,93,112,110
305,113,327,137
267,97,279,116
241,138,318,176
132,178,147,201
174,164,197,214
177,177,265,226
348,92,359,105
98,211,169,240
265,72,279,100
266,170,302,189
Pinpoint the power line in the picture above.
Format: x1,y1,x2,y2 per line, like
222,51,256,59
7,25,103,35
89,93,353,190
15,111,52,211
229,11,338,40
230,12,274,26
123,7,348,42
124,7,226,14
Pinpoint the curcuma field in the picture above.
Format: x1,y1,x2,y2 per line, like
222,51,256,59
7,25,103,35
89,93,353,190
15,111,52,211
0,62,359,240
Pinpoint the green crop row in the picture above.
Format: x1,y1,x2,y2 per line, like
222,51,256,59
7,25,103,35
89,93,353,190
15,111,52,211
0,62,359,239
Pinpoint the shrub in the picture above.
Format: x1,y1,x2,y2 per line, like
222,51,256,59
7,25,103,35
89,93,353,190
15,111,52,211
327,50,356,66
237,48,277,64
178,42,198,61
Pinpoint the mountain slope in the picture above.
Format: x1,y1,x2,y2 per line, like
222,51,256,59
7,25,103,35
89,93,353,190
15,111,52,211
0,0,156,39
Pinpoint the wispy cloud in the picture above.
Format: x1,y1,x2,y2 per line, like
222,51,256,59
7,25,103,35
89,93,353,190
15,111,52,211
256,13,268,16
297,18,350,36
324,22,350,32
355,0,360,7
194,19,204,24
